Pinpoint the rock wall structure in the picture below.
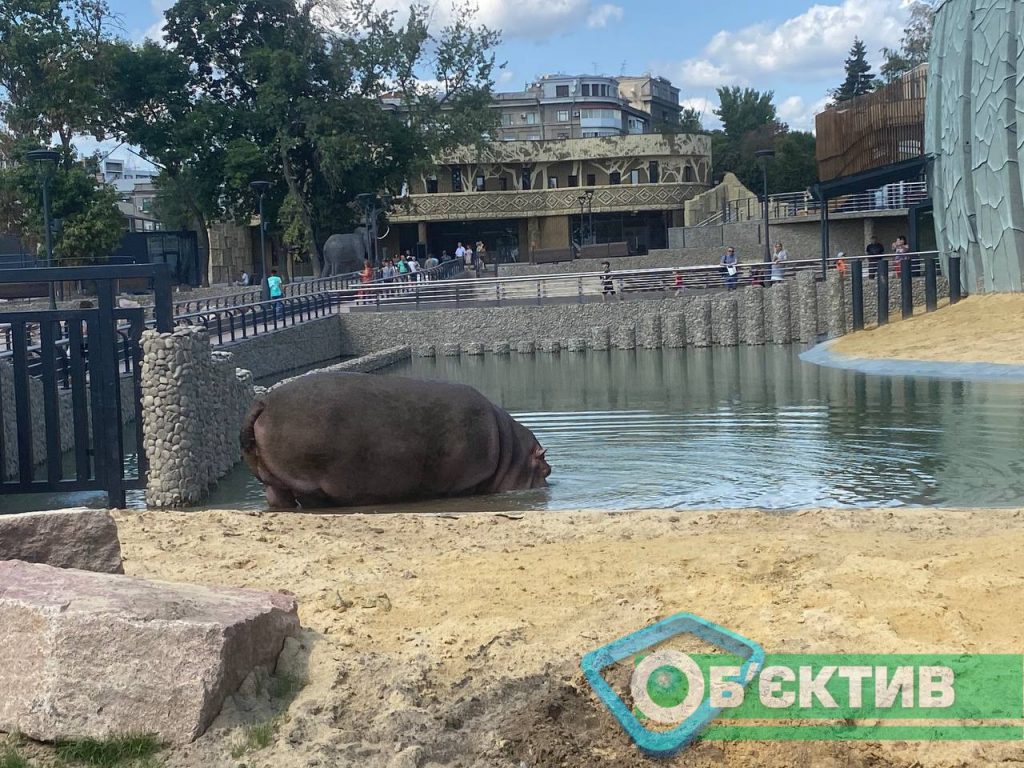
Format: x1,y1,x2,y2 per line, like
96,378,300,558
927,0,1024,292
141,327,255,508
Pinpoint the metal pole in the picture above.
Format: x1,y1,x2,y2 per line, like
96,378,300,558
949,255,962,304
258,192,268,282
762,163,771,264
588,199,594,245
41,176,56,310
924,255,938,311
900,261,914,319
877,259,890,326
851,258,865,331
819,198,830,279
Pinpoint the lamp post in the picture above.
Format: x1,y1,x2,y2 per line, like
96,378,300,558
755,149,776,265
249,181,271,296
26,149,61,310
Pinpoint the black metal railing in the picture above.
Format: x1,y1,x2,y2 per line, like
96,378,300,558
0,264,172,508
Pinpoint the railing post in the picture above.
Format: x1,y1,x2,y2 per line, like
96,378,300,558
877,259,889,326
900,259,913,319
851,258,865,331
949,255,962,304
578,276,584,304
93,278,126,509
455,284,461,307
152,263,173,332
925,255,938,311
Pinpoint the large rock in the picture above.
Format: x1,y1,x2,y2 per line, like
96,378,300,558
0,561,299,744
0,508,123,574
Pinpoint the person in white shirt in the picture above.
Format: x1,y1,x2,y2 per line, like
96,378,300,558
455,242,466,264
771,242,788,282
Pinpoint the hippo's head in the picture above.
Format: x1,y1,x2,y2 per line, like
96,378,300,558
530,444,552,488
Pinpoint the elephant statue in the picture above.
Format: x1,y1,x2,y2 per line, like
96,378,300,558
322,227,368,278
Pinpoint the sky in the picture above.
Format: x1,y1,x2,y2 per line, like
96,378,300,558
97,0,919,166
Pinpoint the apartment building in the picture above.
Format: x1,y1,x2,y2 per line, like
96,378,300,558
382,73,705,260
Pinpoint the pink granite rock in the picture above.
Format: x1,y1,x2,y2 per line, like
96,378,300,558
0,508,123,573
0,560,299,743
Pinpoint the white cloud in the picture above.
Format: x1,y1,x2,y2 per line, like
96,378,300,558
141,0,172,42
586,4,624,29
679,97,719,129
325,0,615,41
776,94,832,132
672,0,907,90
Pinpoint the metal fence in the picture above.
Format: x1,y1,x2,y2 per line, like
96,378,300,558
700,181,929,227
0,264,173,508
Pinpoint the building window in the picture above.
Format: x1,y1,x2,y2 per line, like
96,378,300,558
501,113,513,126
140,198,153,213
426,177,439,194
582,83,591,97
451,168,463,193
609,172,621,185
568,175,579,187
548,177,558,189
586,173,596,186
629,169,640,185
557,110,570,122
684,165,695,183
499,177,509,191
649,161,659,184
556,85,570,98
527,134,541,141
525,113,538,125
522,168,532,190
557,132,570,139
475,175,486,191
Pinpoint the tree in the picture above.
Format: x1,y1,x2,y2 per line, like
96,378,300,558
714,87,777,140
678,107,705,134
771,131,818,195
881,1,935,83
833,38,877,103
0,0,120,153
0,140,125,265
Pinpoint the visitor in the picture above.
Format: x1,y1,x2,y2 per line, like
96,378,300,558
865,235,885,279
771,242,788,283
267,268,284,319
673,270,684,294
382,259,396,297
424,253,439,277
463,245,474,272
720,246,739,291
239,270,250,286
455,241,466,266
835,252,848,275
397,252,410,285
408,253,422,282
475,241,488,275
359,259,373,303
441,249,450,262
601,261,615,299
892,235,909,278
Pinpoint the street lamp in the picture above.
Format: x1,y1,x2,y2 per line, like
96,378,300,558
26,149,61,310
755,149,776,265
249,180,271,296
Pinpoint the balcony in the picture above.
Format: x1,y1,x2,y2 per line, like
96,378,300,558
389,182,706,223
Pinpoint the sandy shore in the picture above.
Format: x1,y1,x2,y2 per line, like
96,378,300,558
101,507,1024,768
832,294,1024,364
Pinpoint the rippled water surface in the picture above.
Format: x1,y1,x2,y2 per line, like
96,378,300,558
200,347,1024,512
11,346,1020,514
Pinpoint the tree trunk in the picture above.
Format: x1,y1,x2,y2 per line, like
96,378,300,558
185,200,211,287
279,138,322,277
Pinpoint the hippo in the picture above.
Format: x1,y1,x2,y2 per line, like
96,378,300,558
240,371,552,509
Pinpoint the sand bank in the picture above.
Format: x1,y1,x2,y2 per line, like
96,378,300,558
831,294,1024,365
96,507,1024,767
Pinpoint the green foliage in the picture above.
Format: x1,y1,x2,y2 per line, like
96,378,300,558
678,107,705,135
771,131,818,194
833,38,877,103
714,87,777,140
881,1,934,83
229,721,277,758
54,734,162,767
0,139,124,263
0,0,120,150
0,747,30,768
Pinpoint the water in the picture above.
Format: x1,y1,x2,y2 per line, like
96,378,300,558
9,347,1022,513
198,346,1024,512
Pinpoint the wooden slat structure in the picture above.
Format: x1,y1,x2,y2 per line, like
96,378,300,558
815,65,928,183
